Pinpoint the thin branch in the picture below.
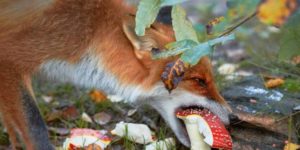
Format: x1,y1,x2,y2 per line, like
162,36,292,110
219,11,257,37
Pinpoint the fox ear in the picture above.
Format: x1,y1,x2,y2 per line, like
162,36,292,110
122,20,154,60
122,21,142,50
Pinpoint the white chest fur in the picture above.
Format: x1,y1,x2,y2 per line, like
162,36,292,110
40,53,151,103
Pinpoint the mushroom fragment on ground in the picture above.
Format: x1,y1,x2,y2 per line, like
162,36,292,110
63,128,111,150
176,108,232,150
111,122,154,144
145,138,176,150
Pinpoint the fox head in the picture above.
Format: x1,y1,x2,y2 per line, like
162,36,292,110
120,10,231,147
37,1,231,147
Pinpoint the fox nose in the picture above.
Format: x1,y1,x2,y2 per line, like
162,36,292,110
229,113,239,125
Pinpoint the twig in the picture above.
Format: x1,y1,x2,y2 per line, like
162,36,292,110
218,11,257,37
275,111,300,123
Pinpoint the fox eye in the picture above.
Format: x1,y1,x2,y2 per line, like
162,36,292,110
194,78,207,88
151,47,160,55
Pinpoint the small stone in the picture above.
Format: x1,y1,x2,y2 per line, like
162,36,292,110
107,95,124,102
93,112,112,125
61,106,79,120
145,138,176,150
81,112,93,123
293,105,300,111
48,127,70,135
42,95,53,103
217,63,238,75
127,109,137,117
250,99,257,104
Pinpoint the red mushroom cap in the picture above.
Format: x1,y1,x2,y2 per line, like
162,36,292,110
176,108,232,150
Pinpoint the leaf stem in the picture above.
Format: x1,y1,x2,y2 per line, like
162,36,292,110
218,12,257,37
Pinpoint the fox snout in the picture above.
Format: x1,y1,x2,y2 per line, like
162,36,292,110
147,89,231,147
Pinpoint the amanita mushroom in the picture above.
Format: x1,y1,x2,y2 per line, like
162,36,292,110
176,108,232,150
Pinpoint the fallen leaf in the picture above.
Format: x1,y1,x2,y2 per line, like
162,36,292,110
206,16,225,35
127,109,137,117
89,90,107,103
69,144,103,150
234,111,276,126
48,127,70,136
81,112,93,123
292,55,300,65
217,63,238,75
264,78,285,88
107,95,123,102
62,106,79,120
64,128,111,150
284,142,300,150
258,0,297,26
249,99,257,104
145,138,176,150
85,144,102,150
161,59,188,92
41,95,53,103
93,112,112,125
46,106,79,122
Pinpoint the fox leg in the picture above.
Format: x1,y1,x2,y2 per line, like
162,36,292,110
0,65,53,150
1,116,19,149
19,84,54,150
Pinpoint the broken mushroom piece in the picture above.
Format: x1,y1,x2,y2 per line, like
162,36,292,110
111,122,154,144
63,128,111,150
176,108,232,150
176,110,210,150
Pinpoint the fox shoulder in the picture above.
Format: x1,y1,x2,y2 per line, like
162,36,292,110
0,0,53,35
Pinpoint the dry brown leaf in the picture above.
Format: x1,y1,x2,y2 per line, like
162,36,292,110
161,59,188,92
292,55,300,65
258,0,297,26
284,142,300,150
206,16,225,35
89,90,107,103
69,143,102,150
46,106,79,122
234,111,276,127
93,112,111,125
264,78,285,88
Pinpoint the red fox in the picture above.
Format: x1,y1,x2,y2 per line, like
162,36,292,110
0,0,231,149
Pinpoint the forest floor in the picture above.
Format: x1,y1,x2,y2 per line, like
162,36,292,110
0,1,300,150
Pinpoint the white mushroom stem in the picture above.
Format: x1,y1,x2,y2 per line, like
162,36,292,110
183,115,211,150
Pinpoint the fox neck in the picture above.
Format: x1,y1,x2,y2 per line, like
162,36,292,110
40,51,168,103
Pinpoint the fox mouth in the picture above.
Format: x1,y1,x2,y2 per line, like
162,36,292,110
174,105,208,146
174,105,205,143
147,92,230,147
175,105,204,113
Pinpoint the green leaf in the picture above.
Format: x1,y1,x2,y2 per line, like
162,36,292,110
279,9,300,61
180,43,212,65
193,24,207,42
165,39,197,49
152,40,197,59
207,17,230,36
135,0,161,36
207,33,235,46
172,5,198,42
281,79,300,93
160,0,188,7
181,34,235,65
